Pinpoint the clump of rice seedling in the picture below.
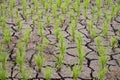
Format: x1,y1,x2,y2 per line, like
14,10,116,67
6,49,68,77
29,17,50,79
87,19,93,32
115,5,120,16
44,67,52,80
110,4,116,21
52,4,57,18
16,43,25,72
65,0,70,10
3,27,11,46
106,0,111,7
0,66,7,80
1,17,6,32
22,0,27,20
110,37,117,49
96,0,102,10
54,21,60,40
21,68,30,80
98,67,108,80
90,28,97,41
61,3,67,14
73,1,80,13
38,21,44,38
23,29,31,45
56,0,62,8
32,0,39,12
46,14,51,26
41,0,45,7
83,0,90,19
44,2,49,11
72,65,81,80
59,15,64,26
76,32,85,66
49,0,53,8
35,54,45,72
103,20,109,39
70,20,77,41
9,0,15,18
97,9,101,21
57,34,66,71
95,36,102,48
0,45,7,69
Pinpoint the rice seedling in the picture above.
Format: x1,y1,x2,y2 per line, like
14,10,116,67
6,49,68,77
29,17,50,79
0,66,7,80
23,29,31,45
61,3,67,14
72,65,81,80
44,67,52,80
73,2,79,12
87,19,93,32
70,20,76,41
0,45,7,69
65,0,70,10
103,20,109,39
96,0,102,10
49,0,53,8
16,16,22,31
90,28,97,41
56,53,64,71
83,0,90,19
95,36,102,48
3,27,11,46
16,42,25,72
110,37,117,48
59,34,66,55
115,5,120,16
98,67,108,80
56,0,62,8
52,4,57,18
22,0,27,20
44,2,49,11
110,4,116,20
21,68,30,80
97,9,101,21
106,0,111,7
35,54,45,72
32,0,39,12
9,0,15,18
46,14,51,26
1,17,6,32
59,15,64,26
76,32,85,66
54,21,60,40
41,0,45,7
38,21,44,38
76,0,81,6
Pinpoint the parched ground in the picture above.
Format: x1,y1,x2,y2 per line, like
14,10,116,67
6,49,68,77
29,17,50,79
0,0,120,80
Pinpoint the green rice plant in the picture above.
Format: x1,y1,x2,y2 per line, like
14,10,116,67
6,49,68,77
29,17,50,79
65,0,70,10
44,67,52,80
59,34,66,55
72,65,81,80
38,21,44,38
56,0,62,8
1,17,6,32
46,14,51,25
3,27,11,45
98,67,108,80
0,52,7,70
110,4,116,20
32,0,39,12
106,0,111,7
22,0,27,20
16,42,25,72
54,21,60,40
59,15,64,26
49,0,53,8
110,37,117,48
76,32,85,66
87,19,93,32
17,16,22,31
52,4,57,18
23,29,31,45
56,53,64,71
21,68,30,80
95,36,102,48
0,66,7,80
103,20,109,39
44,2,49,11
70,20,76,41
98,46,106,56
96,0,102,10
9,0,15,11
41,0,45,7
15,8,19,18
97,9,101,21
35,54,45,72
90,28,97,41
76,0,81,6
61,3,67,14
73,2,79,12
69,11,74,21
99,55,109,69
115,5,120,16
